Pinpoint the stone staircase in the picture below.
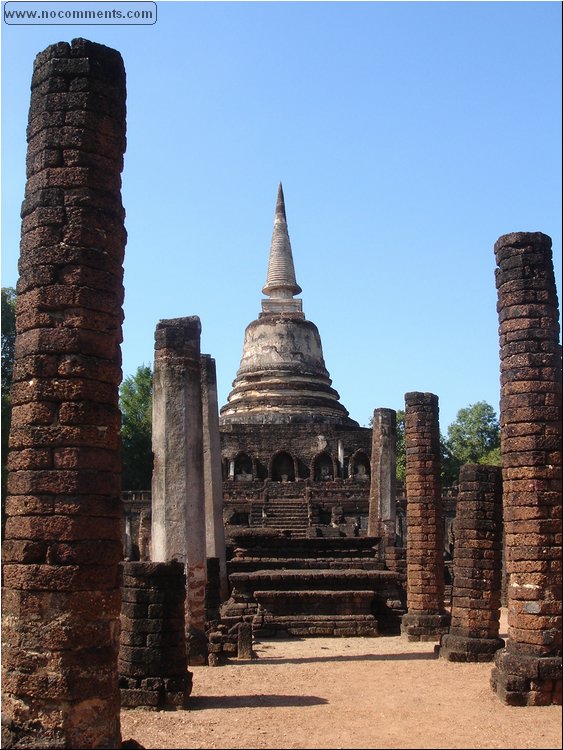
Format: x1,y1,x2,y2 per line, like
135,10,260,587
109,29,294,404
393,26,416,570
249,498,309,538
220,534,407,639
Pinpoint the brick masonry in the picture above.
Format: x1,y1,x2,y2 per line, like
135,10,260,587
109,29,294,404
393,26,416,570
437,464,504,662
119,561,192,709
1,38,126,749
490,232,562,706
401,392,450,641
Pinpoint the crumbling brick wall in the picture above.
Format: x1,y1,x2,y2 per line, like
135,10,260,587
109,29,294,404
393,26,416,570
1,38,127,748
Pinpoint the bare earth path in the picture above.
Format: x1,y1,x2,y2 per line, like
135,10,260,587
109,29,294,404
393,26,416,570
121,613,562,750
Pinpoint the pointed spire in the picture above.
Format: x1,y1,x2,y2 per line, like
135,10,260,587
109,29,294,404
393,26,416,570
275,181,287,222
262,183,302,298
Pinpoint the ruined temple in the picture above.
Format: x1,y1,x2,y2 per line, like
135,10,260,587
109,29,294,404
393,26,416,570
219,183,374,539
2,39,561,746
122,183,459,552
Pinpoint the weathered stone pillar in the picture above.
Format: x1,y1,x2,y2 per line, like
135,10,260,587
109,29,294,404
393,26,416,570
368,408,397,548
401,392,450,641
438,464,504,661
200,354,228,602
490,232,562,706
1,38,126,749
151,317,208,665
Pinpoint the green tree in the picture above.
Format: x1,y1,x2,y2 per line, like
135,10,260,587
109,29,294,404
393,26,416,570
1,287,17,536
120,364,153,491
395,409,406,484
446,401,501,467
440,435,461,487
2,287,16,394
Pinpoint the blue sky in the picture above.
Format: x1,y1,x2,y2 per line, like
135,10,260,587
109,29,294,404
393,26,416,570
1,1,562,432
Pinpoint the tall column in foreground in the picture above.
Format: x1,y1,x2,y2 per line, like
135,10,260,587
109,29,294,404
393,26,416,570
201,354,228,602
368,408,397,550
1,39,126,748
491,232,562,706
151,317,208,665
401,392,450,641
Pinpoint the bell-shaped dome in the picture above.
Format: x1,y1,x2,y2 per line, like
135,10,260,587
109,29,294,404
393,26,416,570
219,185,357,427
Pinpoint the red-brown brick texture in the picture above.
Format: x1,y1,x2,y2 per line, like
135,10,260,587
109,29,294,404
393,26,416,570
401,392,450,641
438,464,504,662
490,231,562,706
1,38,127,747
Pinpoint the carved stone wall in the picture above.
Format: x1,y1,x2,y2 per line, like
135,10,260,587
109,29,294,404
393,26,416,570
1,38,127,748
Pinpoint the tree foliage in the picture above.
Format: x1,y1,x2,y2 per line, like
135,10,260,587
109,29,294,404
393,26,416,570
446,401,501,466
120,364,153,491
1,287,16,394
1,287,17,535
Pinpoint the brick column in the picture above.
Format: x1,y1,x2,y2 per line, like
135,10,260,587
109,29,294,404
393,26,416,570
401,392,450,641
201,354,228,602
438,464,504,661
490,232,562,706
1,39,126,748
368,408,397,553
151,318,208,665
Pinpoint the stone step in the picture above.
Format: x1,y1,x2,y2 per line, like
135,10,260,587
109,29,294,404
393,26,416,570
230,568,400,590
254,589,375,614
228,558,385,572
253,614,378,638
264,501,308,506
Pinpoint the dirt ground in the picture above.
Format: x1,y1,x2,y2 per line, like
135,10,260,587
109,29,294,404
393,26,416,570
120,611,562,750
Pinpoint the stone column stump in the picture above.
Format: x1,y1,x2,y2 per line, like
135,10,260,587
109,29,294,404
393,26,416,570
438,464,504,662
119,561,192,709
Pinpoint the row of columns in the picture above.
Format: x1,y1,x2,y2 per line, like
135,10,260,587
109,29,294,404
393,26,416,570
369,317,560,705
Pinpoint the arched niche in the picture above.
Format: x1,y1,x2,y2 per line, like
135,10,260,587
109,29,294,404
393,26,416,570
349,449,370,480
312,451,335,482
234,452,253,481
270,450,296,482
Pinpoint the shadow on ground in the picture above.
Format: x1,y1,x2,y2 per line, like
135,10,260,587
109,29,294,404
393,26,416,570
246,651,437,665
186,694,329,710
